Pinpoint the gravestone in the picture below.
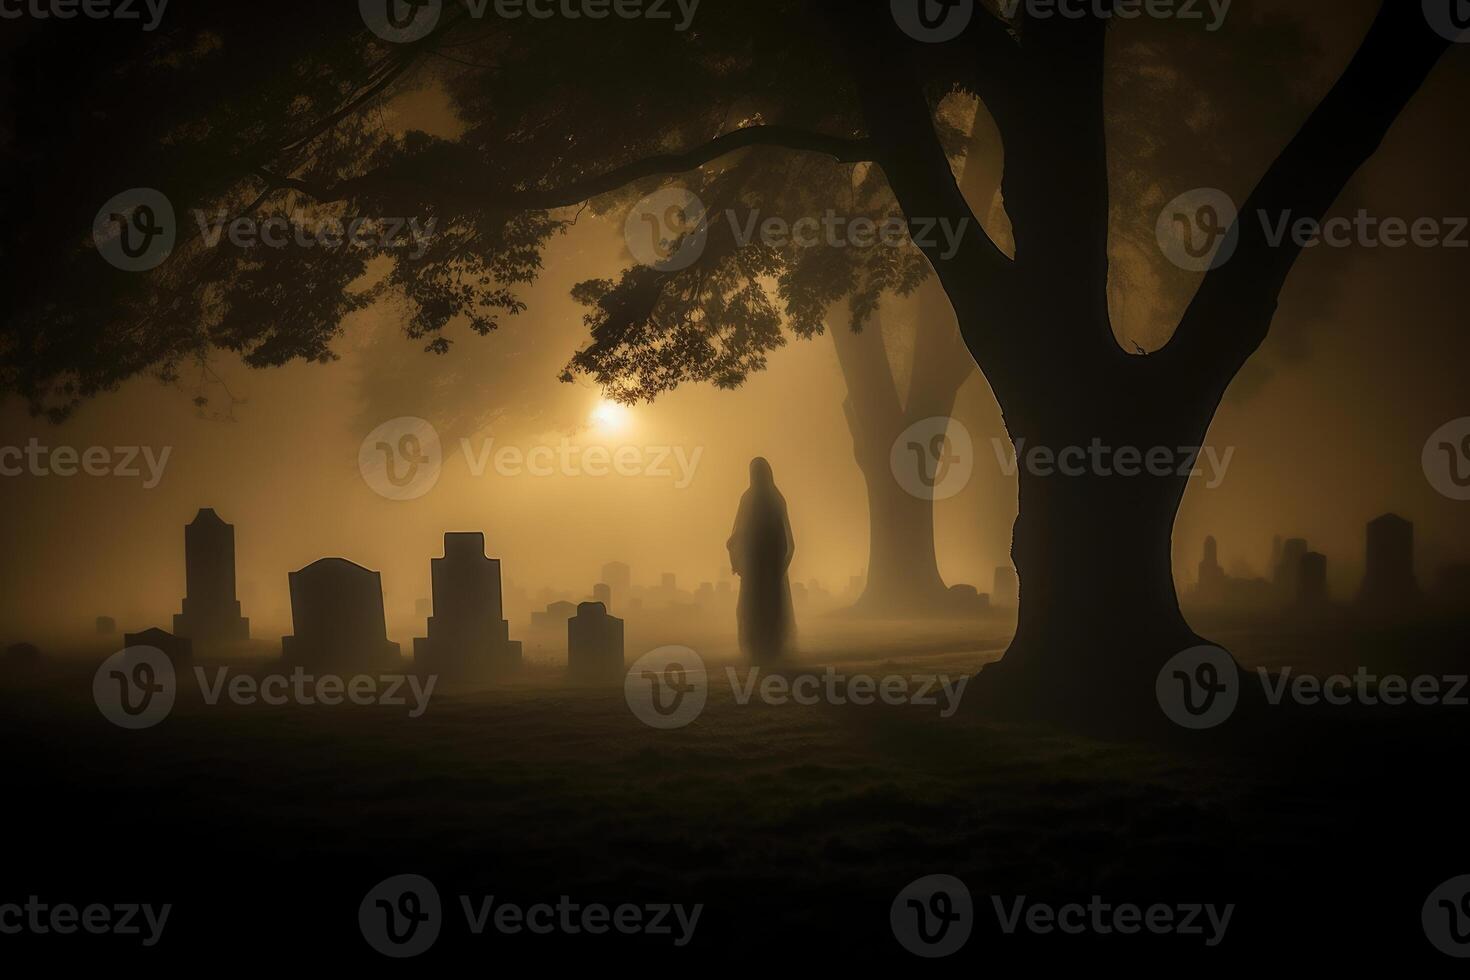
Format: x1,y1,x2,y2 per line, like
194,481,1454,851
601,561,631,601
531,600,578,632
1197,536,1226,604
1359,513,1419,608
95,616,116,635
123,626,194,663
593,582,612,610
3,642,43,671
946,583,990,615
992,567,1019,608
567,602,624,684
413,533,521,682
1297,552,1328,608
173,508,250,646
1274,538,1308,602
281,558,401,670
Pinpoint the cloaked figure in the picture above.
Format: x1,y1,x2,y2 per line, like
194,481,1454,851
727,457,796,663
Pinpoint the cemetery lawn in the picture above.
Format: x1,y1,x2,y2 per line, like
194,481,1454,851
3,617,1468,967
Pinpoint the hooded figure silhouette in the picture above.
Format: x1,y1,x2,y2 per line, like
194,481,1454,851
727,457,795,663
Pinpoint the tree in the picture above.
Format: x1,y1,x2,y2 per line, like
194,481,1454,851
0,1,1453,716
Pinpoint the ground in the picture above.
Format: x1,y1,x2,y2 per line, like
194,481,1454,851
3,614,1469,967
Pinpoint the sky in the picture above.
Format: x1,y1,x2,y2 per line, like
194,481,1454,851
0,1,1466,646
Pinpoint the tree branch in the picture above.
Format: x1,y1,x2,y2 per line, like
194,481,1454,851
1162,1,1452,385
998,4,1115,353
256,125,876,212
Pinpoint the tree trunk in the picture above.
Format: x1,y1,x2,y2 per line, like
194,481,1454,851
831,298,967,616
982,390,1221,720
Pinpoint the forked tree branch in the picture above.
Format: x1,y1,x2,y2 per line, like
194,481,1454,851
1162,1,1452,386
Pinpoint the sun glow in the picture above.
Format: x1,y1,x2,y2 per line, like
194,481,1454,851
590,399,631,434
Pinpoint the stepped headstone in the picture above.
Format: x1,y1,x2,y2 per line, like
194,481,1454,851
413,533,522,681
567,602,624,684
281,558,401,670
95,616,116,635
174,508,250,646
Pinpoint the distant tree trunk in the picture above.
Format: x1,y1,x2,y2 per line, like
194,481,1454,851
830,114,999,618
830,282,970,615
